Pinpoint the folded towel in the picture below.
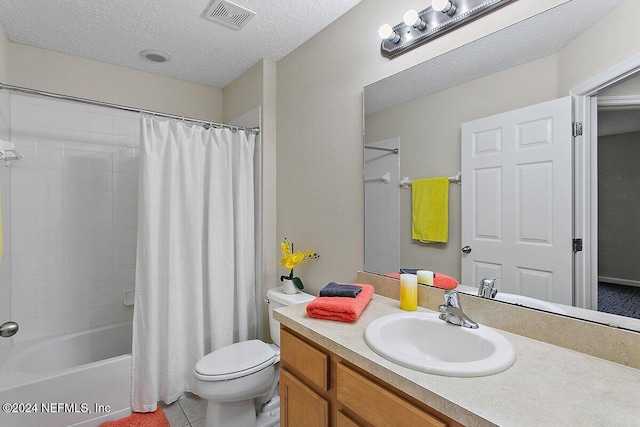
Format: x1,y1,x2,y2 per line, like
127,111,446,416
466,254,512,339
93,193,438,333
319,282,362,298
433,273,458,290
307,284,375,322
399,268,429,275
411,177,449,243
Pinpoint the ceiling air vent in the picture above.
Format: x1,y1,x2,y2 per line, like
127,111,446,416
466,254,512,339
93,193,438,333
202,0,256,31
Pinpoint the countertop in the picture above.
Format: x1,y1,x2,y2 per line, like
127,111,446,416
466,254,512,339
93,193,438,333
274,294,640,426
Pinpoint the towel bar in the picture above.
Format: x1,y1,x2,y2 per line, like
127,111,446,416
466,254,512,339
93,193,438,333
400,172,461,189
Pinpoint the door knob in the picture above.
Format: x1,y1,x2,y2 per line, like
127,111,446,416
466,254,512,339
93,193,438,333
461,246,472,254
0,321,19,338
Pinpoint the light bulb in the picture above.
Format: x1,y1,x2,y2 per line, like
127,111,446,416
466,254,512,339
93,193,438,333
403,9,426,30
378,24,400,43
432,0,456,15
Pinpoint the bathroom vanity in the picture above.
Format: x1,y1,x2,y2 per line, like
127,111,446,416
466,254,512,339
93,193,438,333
275,294,640,426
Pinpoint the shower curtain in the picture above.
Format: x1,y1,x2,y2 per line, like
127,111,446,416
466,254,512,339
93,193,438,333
132,117,257,412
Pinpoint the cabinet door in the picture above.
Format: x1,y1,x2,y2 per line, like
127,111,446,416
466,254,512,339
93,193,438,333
281,368,330,427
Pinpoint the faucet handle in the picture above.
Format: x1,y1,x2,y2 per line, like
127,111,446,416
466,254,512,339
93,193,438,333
444,290,460,307
478,278,499,298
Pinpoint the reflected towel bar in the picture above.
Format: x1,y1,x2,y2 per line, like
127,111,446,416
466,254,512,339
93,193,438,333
365,145,399,154
400,172,461,188
365,172,391,184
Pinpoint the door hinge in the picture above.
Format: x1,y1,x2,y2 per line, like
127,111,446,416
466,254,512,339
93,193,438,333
572,122,583,137
573,238,583,253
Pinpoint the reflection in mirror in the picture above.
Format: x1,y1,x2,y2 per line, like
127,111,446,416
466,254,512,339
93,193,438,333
363,0,640,331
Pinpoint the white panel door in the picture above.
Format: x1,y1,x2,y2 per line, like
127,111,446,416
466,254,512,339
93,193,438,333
461,97,573,305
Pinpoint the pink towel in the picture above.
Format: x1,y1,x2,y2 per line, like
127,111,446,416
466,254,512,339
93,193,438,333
306,284,374,322
433,273,459,290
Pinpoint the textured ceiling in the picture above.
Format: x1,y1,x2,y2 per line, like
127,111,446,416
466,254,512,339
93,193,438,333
365,0,624,114
0,0,361,88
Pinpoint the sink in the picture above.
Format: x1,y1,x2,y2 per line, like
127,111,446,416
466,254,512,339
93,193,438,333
461,290,566,315
364,312,515,377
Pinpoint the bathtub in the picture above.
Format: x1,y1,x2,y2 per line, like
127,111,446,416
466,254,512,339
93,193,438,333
0,322,133,427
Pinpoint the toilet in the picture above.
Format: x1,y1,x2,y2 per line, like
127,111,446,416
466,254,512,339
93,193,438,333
193,286,315,427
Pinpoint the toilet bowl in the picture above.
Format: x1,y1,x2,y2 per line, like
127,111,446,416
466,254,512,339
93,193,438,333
193,286,314,427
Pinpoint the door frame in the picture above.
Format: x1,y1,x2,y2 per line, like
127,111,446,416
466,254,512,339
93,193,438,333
571,52,640,310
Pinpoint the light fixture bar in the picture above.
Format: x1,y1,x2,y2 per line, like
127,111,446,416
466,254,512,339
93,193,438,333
380,0,516,59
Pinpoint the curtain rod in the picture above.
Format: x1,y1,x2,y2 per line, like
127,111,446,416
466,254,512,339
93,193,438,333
0,82,260,135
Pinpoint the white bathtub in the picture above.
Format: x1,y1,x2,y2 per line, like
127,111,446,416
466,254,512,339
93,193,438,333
0,322,133,427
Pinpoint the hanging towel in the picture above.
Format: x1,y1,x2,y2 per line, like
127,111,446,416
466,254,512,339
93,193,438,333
411,177,449,243
319,282,362,298
307,284,374,322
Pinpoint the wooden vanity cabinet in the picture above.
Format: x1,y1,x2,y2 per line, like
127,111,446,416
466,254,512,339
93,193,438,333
280,326,460,427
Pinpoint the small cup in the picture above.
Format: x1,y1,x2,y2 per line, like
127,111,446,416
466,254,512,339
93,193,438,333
399,274,418,311
417,270,434,286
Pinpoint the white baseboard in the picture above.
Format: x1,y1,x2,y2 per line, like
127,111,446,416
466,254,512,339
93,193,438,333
598,276,640,288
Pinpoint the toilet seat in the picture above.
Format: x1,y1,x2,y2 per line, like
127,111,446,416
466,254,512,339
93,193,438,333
195,340,277,381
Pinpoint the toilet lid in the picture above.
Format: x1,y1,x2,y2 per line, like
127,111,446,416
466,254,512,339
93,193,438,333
195,340,276,381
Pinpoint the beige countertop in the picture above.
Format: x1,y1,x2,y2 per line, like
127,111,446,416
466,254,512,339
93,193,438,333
275,294,640,427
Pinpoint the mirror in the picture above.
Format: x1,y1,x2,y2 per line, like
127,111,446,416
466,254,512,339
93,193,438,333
364,0,640,331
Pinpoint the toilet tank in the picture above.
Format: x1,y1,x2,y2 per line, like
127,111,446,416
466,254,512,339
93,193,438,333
266,286,315,346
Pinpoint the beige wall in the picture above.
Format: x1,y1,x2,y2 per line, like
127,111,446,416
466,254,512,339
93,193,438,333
222,61,264,123
6,43,222,121
222,59,278,341
0,24,8,82
275,0,568,294
365,54,560,277
599,73,640,97
558,0,640,94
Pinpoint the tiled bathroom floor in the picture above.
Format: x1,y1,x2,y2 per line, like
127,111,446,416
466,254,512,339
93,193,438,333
160,393,207,427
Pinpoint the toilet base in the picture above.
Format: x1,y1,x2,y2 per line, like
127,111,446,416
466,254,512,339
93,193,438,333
256,406,279,427
204,398,280,427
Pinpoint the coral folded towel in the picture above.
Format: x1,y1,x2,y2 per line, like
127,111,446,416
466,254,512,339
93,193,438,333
411,177,449,243
319,282,363,298
307,284,375,322
433,273,458,290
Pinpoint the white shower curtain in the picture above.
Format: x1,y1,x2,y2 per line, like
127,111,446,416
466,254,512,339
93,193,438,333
132,117,257,412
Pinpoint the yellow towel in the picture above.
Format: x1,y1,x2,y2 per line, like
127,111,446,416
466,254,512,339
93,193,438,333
411,177,449,243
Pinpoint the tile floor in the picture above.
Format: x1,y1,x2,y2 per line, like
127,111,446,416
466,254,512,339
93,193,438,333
160,393,207,427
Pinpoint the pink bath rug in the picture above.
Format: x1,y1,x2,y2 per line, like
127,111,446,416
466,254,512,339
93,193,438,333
98,407,169,427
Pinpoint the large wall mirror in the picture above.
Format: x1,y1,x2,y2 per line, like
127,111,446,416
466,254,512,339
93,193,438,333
364,0,640,332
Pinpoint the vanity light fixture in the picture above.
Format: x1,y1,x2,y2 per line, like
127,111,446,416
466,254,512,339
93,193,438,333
431,0,457,16
378,24,401,43
403,9,427,31
380,0,516,59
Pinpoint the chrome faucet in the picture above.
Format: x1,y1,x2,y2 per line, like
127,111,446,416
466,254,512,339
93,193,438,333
438,291,478,329
478,278,499,299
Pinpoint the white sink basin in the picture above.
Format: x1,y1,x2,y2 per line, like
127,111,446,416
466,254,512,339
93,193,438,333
364,312,515,377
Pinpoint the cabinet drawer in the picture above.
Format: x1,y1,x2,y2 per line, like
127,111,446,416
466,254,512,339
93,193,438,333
337,364,446,427
280,328,329,391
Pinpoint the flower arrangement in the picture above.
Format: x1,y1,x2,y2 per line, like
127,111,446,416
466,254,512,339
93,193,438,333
279,238,319,290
